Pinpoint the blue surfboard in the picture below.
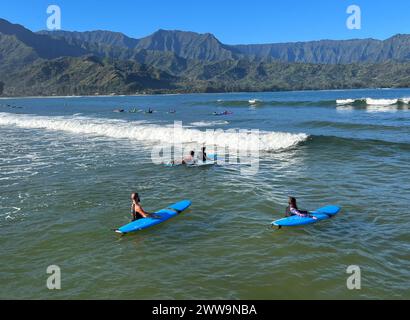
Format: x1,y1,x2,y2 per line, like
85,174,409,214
115,200,191,234
272,205,341,227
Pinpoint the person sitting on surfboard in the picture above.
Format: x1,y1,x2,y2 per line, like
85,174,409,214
182,151,196,165
286,197,317,219
197,146,211,162
170,151,196,166
130,192,150,221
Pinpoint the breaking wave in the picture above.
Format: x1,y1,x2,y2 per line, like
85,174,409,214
0,113,308,152
192,97,410,108
189,120,229,127
337,98,410,106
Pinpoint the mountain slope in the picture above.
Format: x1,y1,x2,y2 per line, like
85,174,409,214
0,33,39,71
134,29,239,61
40,29,240,63
39,28,410,64
0,18,86,60
1,18,409,96
2,55,179,96
38,30,140,49
181,60,410,92
232,34,410,63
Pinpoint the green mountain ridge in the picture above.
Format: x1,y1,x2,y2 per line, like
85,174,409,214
3,55,179,96
0,19,86,60
39,27,410,64
1,18,409,96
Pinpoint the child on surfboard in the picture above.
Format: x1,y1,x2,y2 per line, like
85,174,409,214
286,197,317,219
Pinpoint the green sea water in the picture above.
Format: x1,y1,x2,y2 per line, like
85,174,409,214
1,89,409,299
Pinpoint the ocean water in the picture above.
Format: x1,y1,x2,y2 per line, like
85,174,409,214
0,88,409,299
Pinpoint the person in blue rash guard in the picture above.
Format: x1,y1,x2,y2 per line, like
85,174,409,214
285,197,317,219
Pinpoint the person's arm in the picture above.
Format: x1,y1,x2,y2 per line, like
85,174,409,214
135,203,150,218
290,207,318,219
290,207,309,217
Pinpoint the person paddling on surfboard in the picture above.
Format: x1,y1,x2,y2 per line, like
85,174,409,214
286,197,317,219
130,192,150,221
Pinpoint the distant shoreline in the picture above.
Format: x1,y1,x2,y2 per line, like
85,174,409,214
0,87,407,100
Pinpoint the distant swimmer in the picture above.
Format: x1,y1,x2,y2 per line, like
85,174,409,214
146,108,154,114
168,109,176,114
113,108,125,113
130,192,150,221
285,197,317,219
213,110,232,116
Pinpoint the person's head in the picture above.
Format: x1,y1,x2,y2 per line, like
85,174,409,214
190,151,195,156
288,197,297,208
131,192,140,203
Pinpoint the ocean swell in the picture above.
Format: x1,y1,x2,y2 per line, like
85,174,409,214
0,113,308,152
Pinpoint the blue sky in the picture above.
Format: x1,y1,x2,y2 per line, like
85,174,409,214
1,0,409,44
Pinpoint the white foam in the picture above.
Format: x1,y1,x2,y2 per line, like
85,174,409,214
337,97,409,106
249,99,262,104
0,112,308,152
190,121,229,127
366,98,398,106
0,206,21,220
336,99,355,105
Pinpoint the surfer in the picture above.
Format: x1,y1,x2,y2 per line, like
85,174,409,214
285,197,317,219
171,151,196,166
197,146,211,162
130,192,150,221
182,151,196,165
147,108,154,114
213,110,231,116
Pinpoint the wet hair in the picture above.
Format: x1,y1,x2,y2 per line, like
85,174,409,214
190,151,195,156
131,192,140,203
288,197,298,209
